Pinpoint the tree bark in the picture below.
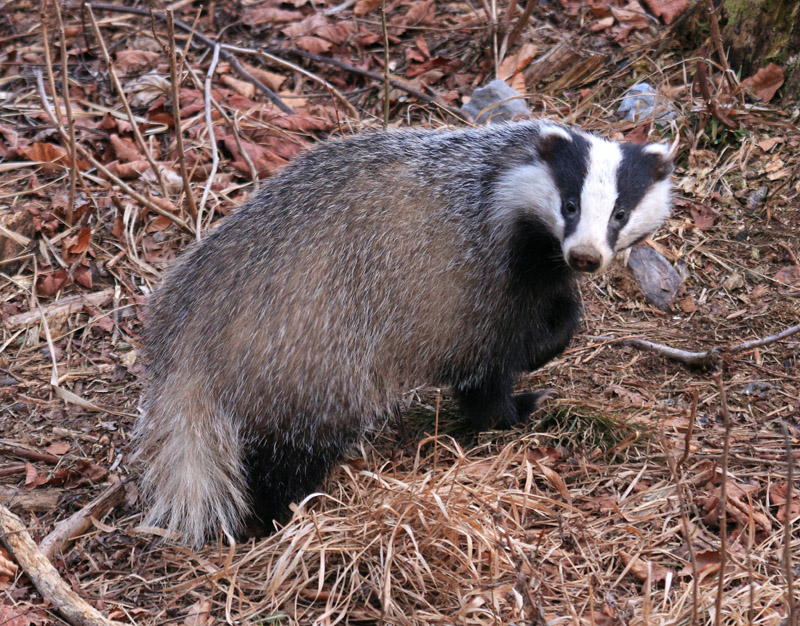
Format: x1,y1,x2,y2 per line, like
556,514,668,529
721,0,800,102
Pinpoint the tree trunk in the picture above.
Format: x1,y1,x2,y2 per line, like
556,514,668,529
721,0,800,102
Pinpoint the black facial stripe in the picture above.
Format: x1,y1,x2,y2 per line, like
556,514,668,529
608,144,662,249
538,131,590,240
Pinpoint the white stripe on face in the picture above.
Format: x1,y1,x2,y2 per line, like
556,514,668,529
492,163,564,240
562,136,622,270
616,177,671,250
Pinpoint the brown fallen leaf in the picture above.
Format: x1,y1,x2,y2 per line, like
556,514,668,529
619,552,672,583
690,204,717,230
45,441,70,455
109,133,142,163
221,74,256,99
741,63,785,103
19,142,69,167
295,35,333,54
243,7,303,26
183,600,213,626
114,49,160,73
757,137,783,152
641,0,688,24
534,460,571,502
775,265,800,294
354,0,381,16
66,226,92,255
36,267,70,297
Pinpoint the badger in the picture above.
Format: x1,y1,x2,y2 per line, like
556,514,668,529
135,119,672,547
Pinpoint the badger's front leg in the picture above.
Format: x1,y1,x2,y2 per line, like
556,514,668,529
456,377,553,430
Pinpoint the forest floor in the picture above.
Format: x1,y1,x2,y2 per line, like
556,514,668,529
1,0,799,624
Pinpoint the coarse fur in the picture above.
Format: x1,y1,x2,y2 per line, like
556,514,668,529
135,119,673,547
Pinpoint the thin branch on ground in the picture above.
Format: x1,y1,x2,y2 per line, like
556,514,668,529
40,482,127,559
590,321,800,367
0,504,127,626
713,371,732,626
504,0,535,58
166,10,199,223
696,58,738,130
197,43,221,234
380,0,390,129
704,0,741,105
782,421,797,626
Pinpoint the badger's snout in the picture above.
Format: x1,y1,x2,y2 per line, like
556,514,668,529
567,246,602,273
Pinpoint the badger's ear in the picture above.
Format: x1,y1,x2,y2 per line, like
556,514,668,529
536,124,572,158
643,142,674,180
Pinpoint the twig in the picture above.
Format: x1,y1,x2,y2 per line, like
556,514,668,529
40,482,127,559
5,288,114,328
380,0,390,129
222,44,361,127
0,443,59,464
504,0,535,56
85,4,170,200
197,43,221,235
661,436,699,626
713,371,732,626
273,48,470,122
79,2,295,114
590,322,800,368
34,70,193,233
696,58,738,130
704,0,741,105
51,0,79,223
323,0,357,16
166,10,198,222
782,421,797,626
679,389,699,471
0,504,126,626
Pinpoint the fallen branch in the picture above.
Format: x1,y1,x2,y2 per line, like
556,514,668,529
590,321,800,368
5,288,114,328
0,504,127,626
40,482,127,559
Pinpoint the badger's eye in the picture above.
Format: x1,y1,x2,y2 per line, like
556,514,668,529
614,209,626,221
564,199,578,215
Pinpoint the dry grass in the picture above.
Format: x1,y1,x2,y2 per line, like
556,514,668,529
1,1,799,625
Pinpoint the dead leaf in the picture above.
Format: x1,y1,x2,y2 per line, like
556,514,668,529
641,0,688,24
404,0,435,24
741,63,785,103
775,265,800,294
114,49,160,73
183,599,213,626
757,137,783,152
690,204,717,230
610,1,649,30
678,295,696,314
243,7,303,26
0,546,18,579
242,63,287,92
590,15,615,31
722,272,744,291
295,35,333,54
620,552,671,583
73,261,92,289
109,134,142,163
67,227,91,255
221,74,255,99
354,0,381,16
19,142,69,166
36,267,70,297
534,460,571,502
45,441,70,455
105,159,151,179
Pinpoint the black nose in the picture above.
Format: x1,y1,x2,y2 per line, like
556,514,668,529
567,247,601,273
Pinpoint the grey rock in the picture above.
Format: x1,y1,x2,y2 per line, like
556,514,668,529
617,82,677,123
742,381,774,397
627,245,682,311
462,79,530,124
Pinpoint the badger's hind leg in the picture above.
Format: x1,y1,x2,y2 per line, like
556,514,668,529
242,431,354,533
456,378,554,430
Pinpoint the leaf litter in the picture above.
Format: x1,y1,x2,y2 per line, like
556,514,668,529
0,0,799,624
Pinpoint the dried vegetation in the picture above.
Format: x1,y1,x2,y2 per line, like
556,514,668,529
0,0,799,624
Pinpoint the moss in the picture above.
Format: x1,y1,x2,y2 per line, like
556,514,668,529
724,0,764,23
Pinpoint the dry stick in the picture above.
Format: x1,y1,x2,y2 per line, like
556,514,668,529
782,421,797,626
504,0,536,57
222,44,361,126
679,389,699,471
0,504,127,626
591,322,800,368
81,2,294,115
704,0,741,105
696,58,738,130
182,59,258,185
380,0,390,129
274,48,469,122
713,371,732,626
197,42,221,234
34,71,193,233
661,436,700,626
166,10,198,224
51,0,78,223
40,482,127,559
85,4,170,200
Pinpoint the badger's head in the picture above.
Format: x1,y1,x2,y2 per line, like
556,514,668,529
495,123,673,273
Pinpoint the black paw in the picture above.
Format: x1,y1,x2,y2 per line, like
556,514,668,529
512,388,556,422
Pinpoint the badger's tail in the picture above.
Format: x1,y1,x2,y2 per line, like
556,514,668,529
134,396,249,548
